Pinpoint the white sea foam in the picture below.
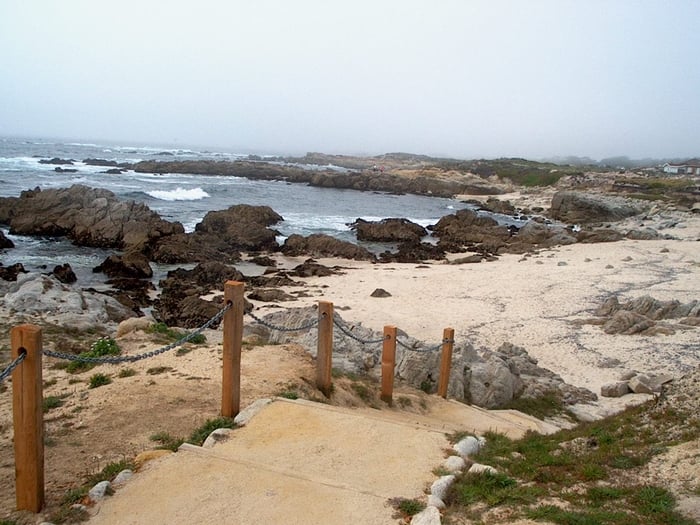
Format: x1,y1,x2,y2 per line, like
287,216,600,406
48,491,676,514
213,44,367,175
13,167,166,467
146,187,210,201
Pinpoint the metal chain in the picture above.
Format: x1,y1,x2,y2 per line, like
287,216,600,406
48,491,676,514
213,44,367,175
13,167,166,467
332,314,386,345
0,352,27,383
42,304,230,365
246,310,320,332
396,338,454,353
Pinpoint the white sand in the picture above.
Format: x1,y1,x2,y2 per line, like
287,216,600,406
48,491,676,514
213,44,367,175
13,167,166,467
258,213,700,416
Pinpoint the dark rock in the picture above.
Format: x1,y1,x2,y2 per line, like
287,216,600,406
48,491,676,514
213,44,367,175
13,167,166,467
150,232,241,264
54,167,78,173
281,234,375,261
249,255,277,267
351,218,427,243
625,228,663,240
576,228,624,243
154,262,245,327
0,262,27,281
432,209,510,249
83,158,119,167
449,255,483,264
0,230,14,249
103,168,124,174
94,252,153,279
0,184,183,251
52,263,77,284
370,288,391,298
481,198,516,215
550,191,642,223
289,259,341,277
248,274,300,288
102,277,155,311
39,157,74,165
379,241,446,263
195,204,282,251
247,289,294,302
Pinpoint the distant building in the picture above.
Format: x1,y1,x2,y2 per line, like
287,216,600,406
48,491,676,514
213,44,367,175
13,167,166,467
663,159,700,175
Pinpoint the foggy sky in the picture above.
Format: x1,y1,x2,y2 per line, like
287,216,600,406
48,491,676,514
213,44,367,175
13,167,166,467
1,1,698,160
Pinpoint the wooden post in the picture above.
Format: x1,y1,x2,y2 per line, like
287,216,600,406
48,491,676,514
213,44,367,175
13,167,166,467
380,326,397,405
437,328,455,399
316,301,334,397
11,324,44,513
222,281,244,418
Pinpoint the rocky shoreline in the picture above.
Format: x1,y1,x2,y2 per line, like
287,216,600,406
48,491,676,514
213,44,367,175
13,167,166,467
1,175,698,413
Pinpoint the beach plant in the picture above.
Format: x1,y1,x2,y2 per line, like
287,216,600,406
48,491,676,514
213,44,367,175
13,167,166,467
187,417,237,446
42,394,67,413
66,337,120,373
88,373,111,389
444,400,700,525
146,322,206,345
118,367,136,378
150,431,185,452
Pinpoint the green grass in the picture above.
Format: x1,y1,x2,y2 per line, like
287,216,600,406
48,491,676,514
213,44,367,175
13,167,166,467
146,322,206,345
66,337,120,373
502,391,569,420
187,417,237,446
277,391,299,400
86,459,134,487
88,373,111,389
150,431,185,452
444,400,700,525
146,366,173,375
393,497,425,517
118,367,136,378
43,394,67,412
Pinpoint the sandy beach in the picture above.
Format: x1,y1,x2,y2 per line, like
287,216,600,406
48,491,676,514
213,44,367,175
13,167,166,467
257,209,700,417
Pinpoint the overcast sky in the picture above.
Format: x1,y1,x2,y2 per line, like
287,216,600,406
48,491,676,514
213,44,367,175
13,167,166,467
1,1,698,160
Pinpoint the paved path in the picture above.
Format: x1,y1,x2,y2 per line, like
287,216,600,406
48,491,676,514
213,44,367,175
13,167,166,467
89,398,554,525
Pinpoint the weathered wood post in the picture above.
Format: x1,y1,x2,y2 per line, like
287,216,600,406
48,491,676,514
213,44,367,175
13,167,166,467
316,301,334,397
222,281,244,418
11,324,44,512
380,326,397,405
437,327,455,399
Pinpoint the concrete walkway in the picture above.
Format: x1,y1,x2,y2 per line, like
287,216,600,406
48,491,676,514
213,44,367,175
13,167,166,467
89,398,554,525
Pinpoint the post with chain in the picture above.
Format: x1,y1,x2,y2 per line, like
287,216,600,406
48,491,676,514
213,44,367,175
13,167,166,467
380,326,397,405
222,281,244,418
11,324,44,512
437,327,455,399
316,301,334,397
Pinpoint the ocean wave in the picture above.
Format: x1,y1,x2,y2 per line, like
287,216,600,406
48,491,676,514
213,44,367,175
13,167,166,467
146,187,210,201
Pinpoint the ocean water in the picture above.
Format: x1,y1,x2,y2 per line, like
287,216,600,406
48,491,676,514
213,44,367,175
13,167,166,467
0,137,516,286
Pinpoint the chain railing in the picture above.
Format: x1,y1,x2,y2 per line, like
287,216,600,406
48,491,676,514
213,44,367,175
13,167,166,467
246,309,320,332
42,304,230,365
0,351,26,383
332,314,386,345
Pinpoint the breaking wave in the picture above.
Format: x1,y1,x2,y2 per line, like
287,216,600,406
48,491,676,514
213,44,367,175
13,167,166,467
146,187,210,201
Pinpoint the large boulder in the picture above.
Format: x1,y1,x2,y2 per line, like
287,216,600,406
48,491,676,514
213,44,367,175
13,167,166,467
195,204,282,251
153,261,245,328
149,232,241,264
93,252,153,278
351,218,427,243
281,234,375,261
550,191,642,223
0,273,134,329
0,262,27,281
509,221,577,250
432,209,510,252
0,185,183,250
0,230,14,249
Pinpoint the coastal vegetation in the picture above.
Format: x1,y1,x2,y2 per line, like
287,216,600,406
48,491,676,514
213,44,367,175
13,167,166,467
443,399,700,524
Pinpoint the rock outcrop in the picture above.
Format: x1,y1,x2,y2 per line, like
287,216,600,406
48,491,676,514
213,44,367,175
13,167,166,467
0,273,134,329
154,261,245,328
550,191,643,223
0,230,14,249
351,218,427,243
584,295,700,335
247,308,596,409
195,204,283,251
282,234,375,261
0,185,183,251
